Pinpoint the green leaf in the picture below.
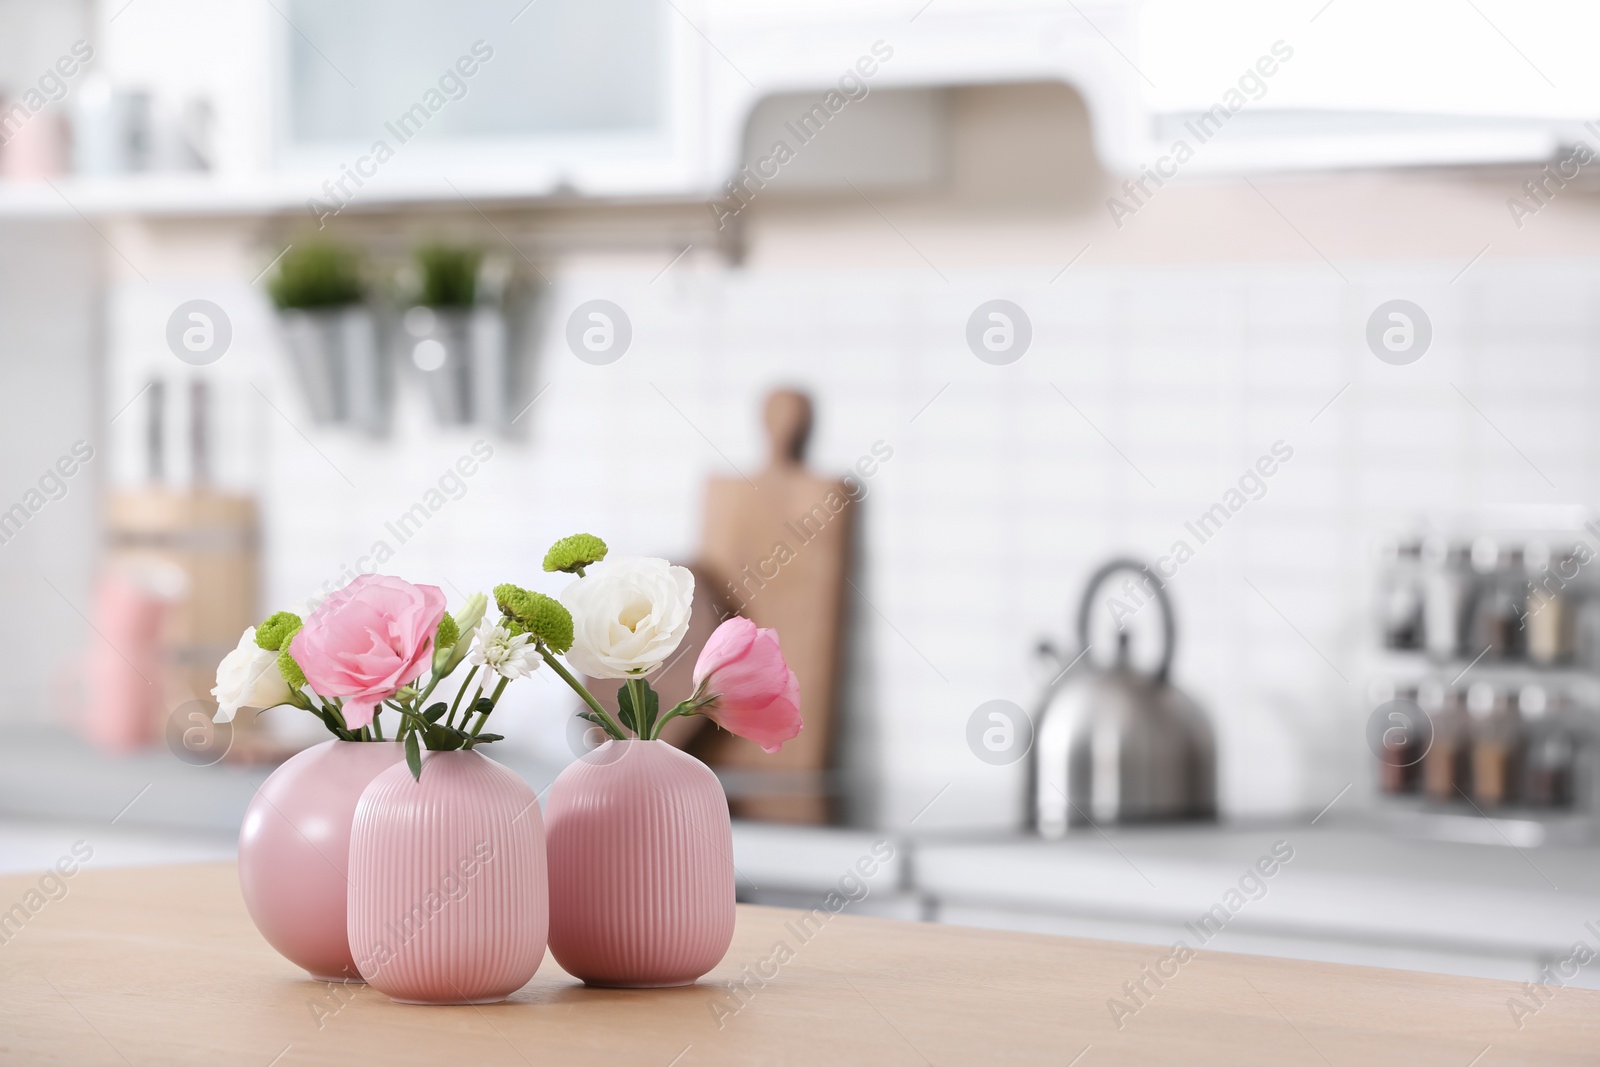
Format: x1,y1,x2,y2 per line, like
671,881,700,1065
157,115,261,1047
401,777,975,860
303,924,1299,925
578,709,624,741
616,684,638,733
621,678,660,738
314,705,352,741
422,702,449,723
471,733,504,744
474,697,496,714
405,732,422,780
423,723,467,751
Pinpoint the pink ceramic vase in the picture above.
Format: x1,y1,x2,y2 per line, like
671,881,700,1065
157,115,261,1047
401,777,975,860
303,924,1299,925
545,739,735,987
238,739,404,981
346,750,547,1004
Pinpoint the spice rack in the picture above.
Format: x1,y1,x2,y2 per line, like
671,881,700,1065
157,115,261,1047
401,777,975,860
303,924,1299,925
1365,516,1600,843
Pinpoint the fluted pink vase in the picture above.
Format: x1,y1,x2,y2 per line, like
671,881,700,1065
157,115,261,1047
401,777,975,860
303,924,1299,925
545,739,735,987
347,750,547,1004
238,739,404,982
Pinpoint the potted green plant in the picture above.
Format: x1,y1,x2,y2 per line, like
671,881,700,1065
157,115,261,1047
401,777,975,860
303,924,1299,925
268,242,389,434
400,242,490,426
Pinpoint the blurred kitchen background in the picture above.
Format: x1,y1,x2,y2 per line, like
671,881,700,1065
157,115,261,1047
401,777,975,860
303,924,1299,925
5,0,1600,990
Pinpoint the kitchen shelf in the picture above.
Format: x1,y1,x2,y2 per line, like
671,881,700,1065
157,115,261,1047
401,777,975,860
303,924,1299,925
0,171,715,221
1366,648,1600,698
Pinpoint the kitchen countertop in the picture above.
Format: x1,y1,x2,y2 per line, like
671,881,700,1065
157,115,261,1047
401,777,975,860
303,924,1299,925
3,863,1597,1065
912,822,1600,985
727,819,1600,986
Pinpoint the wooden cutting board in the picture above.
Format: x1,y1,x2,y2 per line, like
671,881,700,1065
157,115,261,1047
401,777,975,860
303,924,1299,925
693,390,852,824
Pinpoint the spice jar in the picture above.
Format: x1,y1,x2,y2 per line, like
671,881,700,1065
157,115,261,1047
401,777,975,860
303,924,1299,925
1421,681,1471,803
1467,539,1525,661
1575,594,1600,672
1379,539,1425,650
1521,687,1577,808
1423,537,1470,660
1524,543,1576,666
1467,682,1521,808
1374,682,1425,795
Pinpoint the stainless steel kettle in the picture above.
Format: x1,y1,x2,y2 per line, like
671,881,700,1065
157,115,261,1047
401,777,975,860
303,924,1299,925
1030,558,1216,836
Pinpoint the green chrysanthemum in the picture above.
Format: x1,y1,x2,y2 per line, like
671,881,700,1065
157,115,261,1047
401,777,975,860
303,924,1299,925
543,533,608,575
493,583,574,654
436,611,459,649
255,611,303,652
277,648,307,689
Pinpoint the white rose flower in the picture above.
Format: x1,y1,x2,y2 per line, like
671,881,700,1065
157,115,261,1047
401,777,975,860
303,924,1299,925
560,557,694,679
212,626,293,723
468,616,542,680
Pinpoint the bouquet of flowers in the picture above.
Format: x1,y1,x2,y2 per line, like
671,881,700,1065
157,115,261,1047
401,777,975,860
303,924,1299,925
212,533,802,778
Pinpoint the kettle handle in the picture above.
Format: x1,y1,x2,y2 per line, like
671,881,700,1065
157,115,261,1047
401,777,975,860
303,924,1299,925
1075,558,1176,682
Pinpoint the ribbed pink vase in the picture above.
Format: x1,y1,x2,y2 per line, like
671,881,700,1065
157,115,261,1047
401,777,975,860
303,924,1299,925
346,750,547,1004
239,739,404,981
545,739,735,987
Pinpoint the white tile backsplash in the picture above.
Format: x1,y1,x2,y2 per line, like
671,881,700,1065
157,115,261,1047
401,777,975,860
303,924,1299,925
105,254,1599,830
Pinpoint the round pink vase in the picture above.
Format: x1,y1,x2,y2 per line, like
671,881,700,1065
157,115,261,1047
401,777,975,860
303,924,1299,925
239,739,404,982
347,750,547,1004
546,739,735,987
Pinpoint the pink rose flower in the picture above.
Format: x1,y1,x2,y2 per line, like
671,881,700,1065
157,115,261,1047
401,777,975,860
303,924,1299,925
692,617,802,753
289,574,447,730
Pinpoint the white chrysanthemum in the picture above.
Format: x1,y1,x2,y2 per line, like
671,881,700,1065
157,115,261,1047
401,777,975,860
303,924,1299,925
468,616,542,680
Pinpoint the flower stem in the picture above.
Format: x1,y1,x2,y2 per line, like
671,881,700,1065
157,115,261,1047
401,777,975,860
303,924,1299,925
626,677,649,739
415,672,443,709
322,698,356,742
396,708,432,738
447,665,480,729
539,647,626,740
649,693,717,739
649,704,691,737
470,677,511,738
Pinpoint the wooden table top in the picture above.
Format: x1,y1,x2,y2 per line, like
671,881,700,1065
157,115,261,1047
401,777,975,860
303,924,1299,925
2,862,1597,1066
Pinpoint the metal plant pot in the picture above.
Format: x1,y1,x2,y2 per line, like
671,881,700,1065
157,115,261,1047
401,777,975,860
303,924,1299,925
402,305,510,428
277,306,389,435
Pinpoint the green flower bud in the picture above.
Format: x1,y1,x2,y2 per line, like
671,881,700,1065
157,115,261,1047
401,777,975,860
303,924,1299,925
277,648,306,689
453,592,488,638
494,583,574,654
255,611,303,652
543,533,608,575
431,612,461,675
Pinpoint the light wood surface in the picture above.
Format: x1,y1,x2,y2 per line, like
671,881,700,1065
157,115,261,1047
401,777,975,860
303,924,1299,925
2,861,1597,1065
